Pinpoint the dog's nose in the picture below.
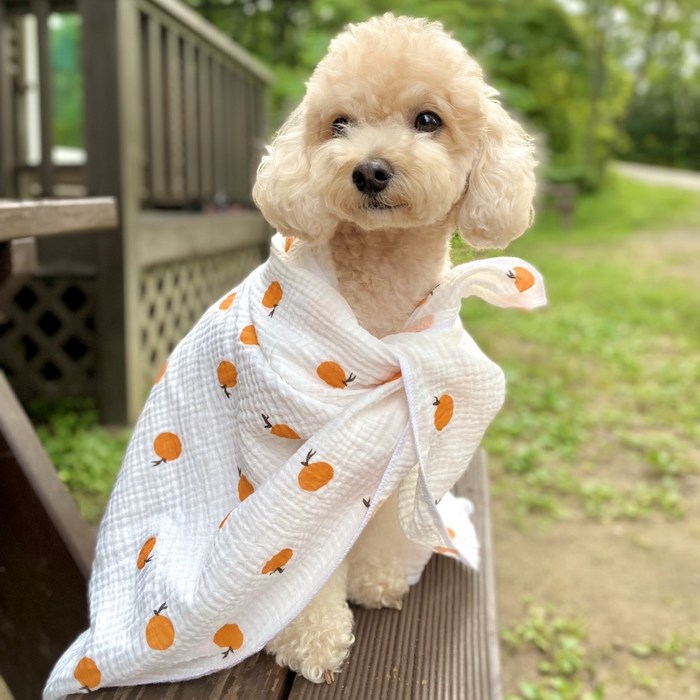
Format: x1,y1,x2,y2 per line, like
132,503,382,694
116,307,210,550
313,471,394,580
352,159,393,194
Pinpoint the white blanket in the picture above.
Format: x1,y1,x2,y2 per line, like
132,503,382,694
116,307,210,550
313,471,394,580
44,234,545,697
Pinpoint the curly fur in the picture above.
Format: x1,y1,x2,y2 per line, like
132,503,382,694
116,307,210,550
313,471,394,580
257,14,536,681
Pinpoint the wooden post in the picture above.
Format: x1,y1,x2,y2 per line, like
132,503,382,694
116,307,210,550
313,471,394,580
80,0,143,425
183,40,199,200
164,28,184,200
198,49,213,200
0,1,15,197
31,0,55,196
145,13,166,202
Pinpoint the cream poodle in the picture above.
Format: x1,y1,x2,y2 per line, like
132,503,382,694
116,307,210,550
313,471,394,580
253,13,536,684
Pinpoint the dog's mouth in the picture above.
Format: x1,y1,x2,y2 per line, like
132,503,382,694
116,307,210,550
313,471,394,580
363,197,404,212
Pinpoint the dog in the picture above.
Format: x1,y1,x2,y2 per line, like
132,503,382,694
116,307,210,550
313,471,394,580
253,13,536,684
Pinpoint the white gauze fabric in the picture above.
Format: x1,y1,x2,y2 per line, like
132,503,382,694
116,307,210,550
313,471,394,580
44,233,546,697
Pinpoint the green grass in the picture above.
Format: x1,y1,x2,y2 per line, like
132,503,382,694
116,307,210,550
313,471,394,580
453,172,700,523
30,399,130,524
502,603,604,700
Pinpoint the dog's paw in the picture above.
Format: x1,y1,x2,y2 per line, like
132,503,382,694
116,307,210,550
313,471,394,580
265,600,355,683
347,558,409,610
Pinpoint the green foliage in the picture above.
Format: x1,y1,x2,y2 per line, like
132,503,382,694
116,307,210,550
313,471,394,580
502,603,604,700
184,1,700,177
622,78,700,170
626,632,700,689
185,0,636,184
30,399,130,524
51,14,84,148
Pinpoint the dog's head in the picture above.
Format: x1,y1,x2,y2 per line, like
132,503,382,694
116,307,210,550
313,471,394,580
253,14,536,249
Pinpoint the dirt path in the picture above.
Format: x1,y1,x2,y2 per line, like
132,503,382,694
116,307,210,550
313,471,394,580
614,161,700,191
494,220,700,699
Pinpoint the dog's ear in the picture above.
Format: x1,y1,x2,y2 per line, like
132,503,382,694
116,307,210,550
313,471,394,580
253,102,336,243
457,94,536,250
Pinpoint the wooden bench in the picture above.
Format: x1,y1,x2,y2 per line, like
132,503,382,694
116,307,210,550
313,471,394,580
0,198,117,700
76,451,501,700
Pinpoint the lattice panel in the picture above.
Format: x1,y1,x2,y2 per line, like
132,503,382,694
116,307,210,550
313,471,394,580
138,246,264,391
0,275,97,401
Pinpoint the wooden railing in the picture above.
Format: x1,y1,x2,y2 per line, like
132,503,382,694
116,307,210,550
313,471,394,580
0,0,272,209
137,0,270,208
0,0,272,423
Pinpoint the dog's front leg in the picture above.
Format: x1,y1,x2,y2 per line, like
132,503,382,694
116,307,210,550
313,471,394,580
346,490,411,610
265,559,354,683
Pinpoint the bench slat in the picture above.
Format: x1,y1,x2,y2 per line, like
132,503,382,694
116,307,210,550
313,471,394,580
79,652,292,699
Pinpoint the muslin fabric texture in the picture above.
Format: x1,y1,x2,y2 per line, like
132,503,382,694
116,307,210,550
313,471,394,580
44,234,546,697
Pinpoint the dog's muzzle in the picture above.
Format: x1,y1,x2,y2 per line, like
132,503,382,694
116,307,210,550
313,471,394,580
352,159,393,195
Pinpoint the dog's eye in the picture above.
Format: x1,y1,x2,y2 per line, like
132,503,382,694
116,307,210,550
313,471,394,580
331,117,350,137
414,111,442,133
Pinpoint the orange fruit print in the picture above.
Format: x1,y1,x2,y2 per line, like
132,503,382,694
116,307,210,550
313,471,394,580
262,281,283,316
152,432,182,466
219,292,236,310
154,361,167,384
379,370,402,385
73,656,101,690
237,467,254,501
240,325,259,345
317,361,356,388
507,266,536,293
217,360,238,398
213,623,244,658
433,395,454,431
261,548,293,575
145,603,175,651
298,450,334,491
137,537,156,570
262,414,300,439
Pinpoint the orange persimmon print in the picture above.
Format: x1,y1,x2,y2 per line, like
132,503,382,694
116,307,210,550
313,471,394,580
284,237,296,253
435,545,459,556
237,467,254,501
433,395,454,431
240,324,259,345
137,536,156,570
446,527,456,539
380,370,402,384
152,432,182,466
219,292,236,310
507,266,535,293
262,414,300,439
298,450,334,492
262,281,283,317
262,548,293,575
154,361,167,384
217,360,238,398
219,510,232,529
145,603,175,651
317,361,356,389
74,656,101,691
213,623,244,658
